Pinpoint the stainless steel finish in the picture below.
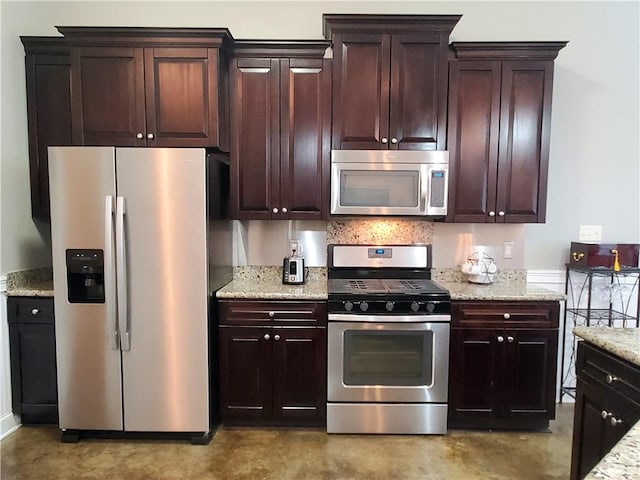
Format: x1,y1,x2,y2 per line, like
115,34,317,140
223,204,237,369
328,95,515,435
115,196,130,352
31,309,39,315
104,195,118,350
498,211,505,216
264,334,270,340
331,244,429,268
391,137,398,144
272,207,279,214
489,211,496,216
329,313,450,324
115,147,209,432
147,133,154,139
330,150,449,216
606,374,618,384
381,137,388,144
611,417,623,426
497,335,505,343
49,146,123,431
327,321,450,403
274,334,281,341
503,313,511,319
136,133,144,139
327,403,448,434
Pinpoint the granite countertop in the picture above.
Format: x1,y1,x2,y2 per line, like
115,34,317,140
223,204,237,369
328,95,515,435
573,327,640,480
438,281,565,302
5,268,54,297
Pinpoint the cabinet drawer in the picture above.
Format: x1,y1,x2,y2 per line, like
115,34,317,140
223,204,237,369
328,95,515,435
219,300,327,326
452,301,559,328
577,342,640,409
9,297,54,323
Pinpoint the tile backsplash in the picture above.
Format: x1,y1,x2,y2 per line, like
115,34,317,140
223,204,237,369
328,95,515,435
327,219,434,245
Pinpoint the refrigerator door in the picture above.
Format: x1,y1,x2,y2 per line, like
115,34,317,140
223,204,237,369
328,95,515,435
115,148,209,432
49,146,124,430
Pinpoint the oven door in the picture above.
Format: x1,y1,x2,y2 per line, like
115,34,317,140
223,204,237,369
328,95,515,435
327,317,450,403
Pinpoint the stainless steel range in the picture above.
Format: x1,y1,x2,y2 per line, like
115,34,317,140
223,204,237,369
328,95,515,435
326,244,451,434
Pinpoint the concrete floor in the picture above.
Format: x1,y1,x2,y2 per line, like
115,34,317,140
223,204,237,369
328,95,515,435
1,404,574,480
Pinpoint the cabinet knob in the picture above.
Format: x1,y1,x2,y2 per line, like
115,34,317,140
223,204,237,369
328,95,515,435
601,410,612,419
272,208,279,214
31,308,39,315
488,211,496,217
147,133,154,140
136,133,144,139
381,137,388,144
503,313,511,319
610,417,623,427
391,137,398,144
507,336,515,343
498,211,505,216
263,333,270,341
268,311,275,318
282,207,288,214
497,336,505,343
606,374,618,384
274,334,281,341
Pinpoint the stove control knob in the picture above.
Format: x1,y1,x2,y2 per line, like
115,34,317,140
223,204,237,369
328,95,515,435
385,301,395,312
410,301,420,312
359,301,369,312
344,301,354,312
426,302,436,313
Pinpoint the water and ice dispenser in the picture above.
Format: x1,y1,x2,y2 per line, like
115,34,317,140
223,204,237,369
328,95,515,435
66,249,105,303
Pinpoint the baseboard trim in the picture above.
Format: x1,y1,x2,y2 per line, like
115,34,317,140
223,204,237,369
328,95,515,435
527,269,564,285
1,413,21,440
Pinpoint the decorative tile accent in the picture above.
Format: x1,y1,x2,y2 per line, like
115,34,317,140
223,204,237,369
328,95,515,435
327,219,434,245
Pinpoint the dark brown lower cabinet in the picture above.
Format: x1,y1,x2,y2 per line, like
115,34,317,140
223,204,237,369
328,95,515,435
570,342,640,480
7,297,58,424
218,300,326,427
448,301,559,430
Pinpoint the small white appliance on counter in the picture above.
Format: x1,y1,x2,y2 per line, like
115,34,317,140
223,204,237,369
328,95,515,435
48,146,232,444
282,240,305,285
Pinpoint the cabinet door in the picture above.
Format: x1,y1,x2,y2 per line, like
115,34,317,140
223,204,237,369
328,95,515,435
503,329,558,419
389,34,447,151
446,61,501,223
218,326,272,423
23,43,73,220
71,47,146,146
331,33,390,150
496,60,554,223
448,328,502,423
272,327,326,426
144,47,223,148
280,58,331,220
230,58,280,219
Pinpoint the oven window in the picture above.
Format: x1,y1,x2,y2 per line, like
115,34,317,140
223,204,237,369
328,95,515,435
343,330,433,386
340,170,419,208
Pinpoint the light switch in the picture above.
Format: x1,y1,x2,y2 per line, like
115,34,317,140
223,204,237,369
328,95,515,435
503,241,514,259
579,225,602,242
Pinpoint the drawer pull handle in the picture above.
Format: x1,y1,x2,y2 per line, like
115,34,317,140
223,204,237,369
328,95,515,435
263,334,270,341
610,417,623,427
31,308,40,315
601,410,612,419
606,374,618,384
572,252,585,262
503,313,511,319
497,336,505,343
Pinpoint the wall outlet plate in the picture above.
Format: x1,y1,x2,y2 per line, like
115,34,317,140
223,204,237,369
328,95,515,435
579,225,602,243
503,241,514,259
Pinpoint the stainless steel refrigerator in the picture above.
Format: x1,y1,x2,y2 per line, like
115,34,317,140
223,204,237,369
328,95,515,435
48,147,232,442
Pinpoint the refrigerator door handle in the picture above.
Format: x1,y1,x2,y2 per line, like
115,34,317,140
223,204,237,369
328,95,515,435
105,195,119,350
116,196,131,351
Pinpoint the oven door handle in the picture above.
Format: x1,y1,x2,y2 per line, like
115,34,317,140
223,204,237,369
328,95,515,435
328,313,451,323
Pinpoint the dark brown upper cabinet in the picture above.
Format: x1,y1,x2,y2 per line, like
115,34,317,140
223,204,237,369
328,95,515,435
323,14,460,150
447,42,567,223
21,37,73,220
58,27,232,150
229,41,331,220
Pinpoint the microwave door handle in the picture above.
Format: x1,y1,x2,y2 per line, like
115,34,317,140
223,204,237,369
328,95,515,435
420,164,429,211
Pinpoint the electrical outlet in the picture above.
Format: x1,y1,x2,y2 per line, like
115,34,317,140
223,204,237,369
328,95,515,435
503,241,514,259
579,225,602,243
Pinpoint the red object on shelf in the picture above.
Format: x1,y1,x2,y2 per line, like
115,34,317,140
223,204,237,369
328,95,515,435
570,242,639,269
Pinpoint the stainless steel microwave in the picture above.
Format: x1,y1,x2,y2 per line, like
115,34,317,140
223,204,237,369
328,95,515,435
330,150,449,216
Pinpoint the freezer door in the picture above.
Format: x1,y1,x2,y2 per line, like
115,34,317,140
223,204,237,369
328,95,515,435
48,146,124,431
115,148,209,432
